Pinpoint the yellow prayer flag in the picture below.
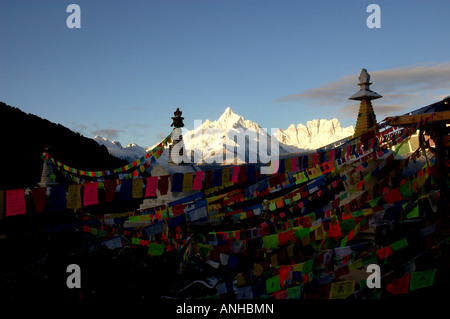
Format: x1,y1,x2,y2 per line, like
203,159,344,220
330,281,355,299
132,178,144,199
293,262,304,273
66,184,82,210
254,263,263,277
315,224,326,240
182,173,193,191
270,254,278,267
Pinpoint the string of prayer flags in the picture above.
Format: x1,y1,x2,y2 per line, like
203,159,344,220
32,187,47,213
6,189,26,217
83,182,98,206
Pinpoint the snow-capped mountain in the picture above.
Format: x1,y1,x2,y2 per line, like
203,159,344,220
180,107,290,165
93,136,150,162
273,118,354,151
93,107,354,164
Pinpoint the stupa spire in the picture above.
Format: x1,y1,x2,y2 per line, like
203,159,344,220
349,68,382,137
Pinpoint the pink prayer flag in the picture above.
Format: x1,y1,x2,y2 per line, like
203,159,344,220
145,176,159,197
83,183,98,206
231,166,239,183
329,149,335,162
192,171,204,190
6,189,26,217
291,157,298,172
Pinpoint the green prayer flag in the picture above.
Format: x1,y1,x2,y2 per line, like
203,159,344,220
294,227,310,239
400,180,414,198
362,253,377,265
302,259,313,274
391,238,408,252
407,205,419,219
148,242,165,256
409,269,437,291
287,285,301,299
263,234,279,250
266,275,281,294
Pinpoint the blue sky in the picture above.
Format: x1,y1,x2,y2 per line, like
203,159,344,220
1,0,449,147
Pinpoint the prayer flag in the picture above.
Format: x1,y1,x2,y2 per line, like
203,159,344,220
266,275,281,294
182,173,193,191
407,205,419,219
192,171,204,190
83,182,98,206
387,273,410,294
329,281,355,299
148,242,165,256
48,185,66,212
66,184,82,210
159,175,170,195
145,176,159,197
391,238,408,252
103,180,117,203
377,246,392,260
409,269,437,291
132,178,144,198
231,166,239,183
32,187,47,213
172,173,184,192
6,189,26,217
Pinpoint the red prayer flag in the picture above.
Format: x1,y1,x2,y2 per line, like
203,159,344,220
192,171,204,190
387,273,410,294
145,176,159,197
377,246,392,260
83,182,98,206
6,189,26,217
279,265,292,288
32,187,47,213
383,188,403,203
231,166,239,183
328,221,342,237
159,175,170,195
103,180,117,203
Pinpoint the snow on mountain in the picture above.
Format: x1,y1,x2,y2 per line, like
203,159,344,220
273,118,354,151
93,136,149,162
93,107,354,165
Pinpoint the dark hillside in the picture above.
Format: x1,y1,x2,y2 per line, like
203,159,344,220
0,101,127,189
